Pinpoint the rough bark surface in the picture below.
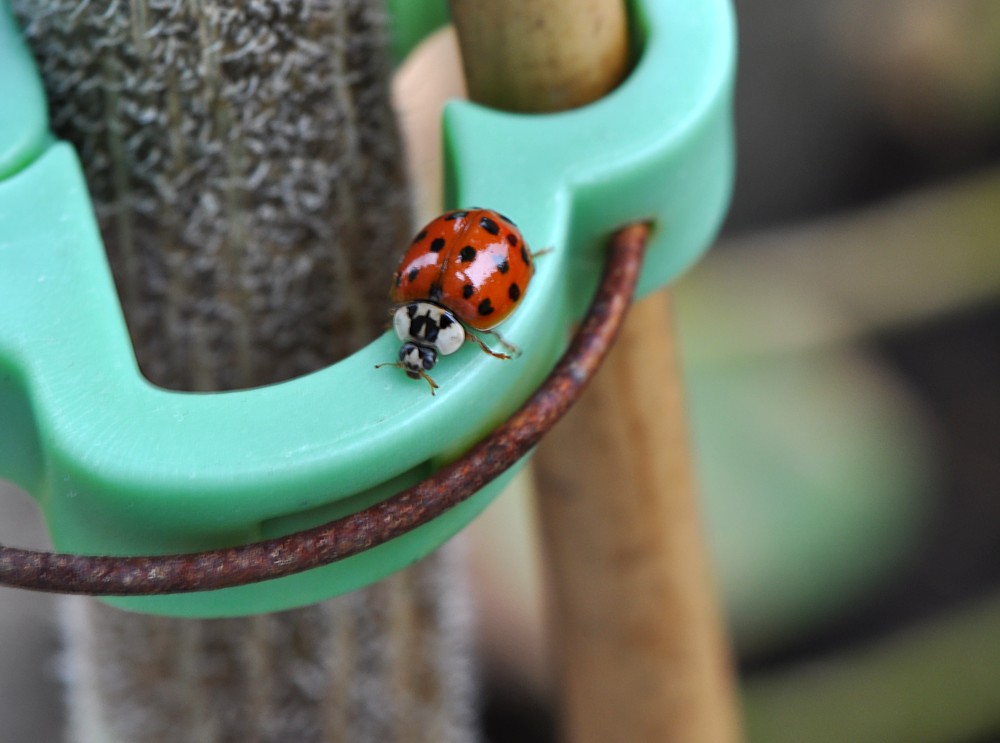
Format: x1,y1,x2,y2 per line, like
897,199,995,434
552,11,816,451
18,0,411,389
15,2,476,741
61,548,476,743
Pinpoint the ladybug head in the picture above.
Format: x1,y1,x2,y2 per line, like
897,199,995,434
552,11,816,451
378,302,465,394
375,340,440,394
399,341,438,378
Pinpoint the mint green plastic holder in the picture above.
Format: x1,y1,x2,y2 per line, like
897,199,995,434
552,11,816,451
0,0,735,616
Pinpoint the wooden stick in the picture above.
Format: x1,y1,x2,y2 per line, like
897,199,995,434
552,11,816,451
449,1,742,740
449,0,629,113
534,291,742,743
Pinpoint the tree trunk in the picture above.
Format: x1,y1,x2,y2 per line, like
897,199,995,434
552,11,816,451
15,2,477,740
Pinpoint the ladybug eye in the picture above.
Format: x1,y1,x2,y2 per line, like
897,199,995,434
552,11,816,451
420,346,438,370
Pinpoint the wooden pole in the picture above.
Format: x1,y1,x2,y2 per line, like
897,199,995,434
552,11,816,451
449,0,629,113
534,292,742,743
449,1,742,740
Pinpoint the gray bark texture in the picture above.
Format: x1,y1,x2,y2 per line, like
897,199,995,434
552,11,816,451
18,0,411,388
14,1,477,741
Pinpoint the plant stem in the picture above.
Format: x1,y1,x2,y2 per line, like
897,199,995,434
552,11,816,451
16,1,476,740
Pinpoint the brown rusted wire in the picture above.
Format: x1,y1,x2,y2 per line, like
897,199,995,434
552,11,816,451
0,223,648,596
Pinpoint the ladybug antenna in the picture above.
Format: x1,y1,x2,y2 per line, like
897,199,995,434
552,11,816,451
414,368,439,394
374,362,439,396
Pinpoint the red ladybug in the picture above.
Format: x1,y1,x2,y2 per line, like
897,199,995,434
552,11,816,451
379,208,534,392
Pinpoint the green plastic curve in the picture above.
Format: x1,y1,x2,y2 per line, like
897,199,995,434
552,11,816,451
0,0,735,616
0,2,49,179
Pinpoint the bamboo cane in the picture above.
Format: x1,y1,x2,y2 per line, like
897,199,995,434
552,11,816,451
449,0,629,113
448,1,742,740
534,292,742,743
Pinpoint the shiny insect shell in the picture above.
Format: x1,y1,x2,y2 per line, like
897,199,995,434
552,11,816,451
384,208,534,391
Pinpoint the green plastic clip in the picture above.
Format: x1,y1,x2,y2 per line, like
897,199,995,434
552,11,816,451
0,0,735,616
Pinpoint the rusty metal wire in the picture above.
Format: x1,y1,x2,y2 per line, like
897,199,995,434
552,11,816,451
0,223,648,596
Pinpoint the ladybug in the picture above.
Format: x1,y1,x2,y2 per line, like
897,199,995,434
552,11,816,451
379,208,535,392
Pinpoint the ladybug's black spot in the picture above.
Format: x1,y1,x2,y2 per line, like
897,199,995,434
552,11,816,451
521,245,531,264
459,245,476,263
509,283,521,302
439,314,454,329
445,210,469,221
506,232,519,248
497,259,510,274
429,237,445,252
462,283,475,299
406,303,418,318
412,229,428,243
407,268,419,282
479,216,500,235
429,282,443,302
478,298,494,316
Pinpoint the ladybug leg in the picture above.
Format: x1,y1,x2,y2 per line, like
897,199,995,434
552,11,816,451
484,328,521,357
465,330,515,361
